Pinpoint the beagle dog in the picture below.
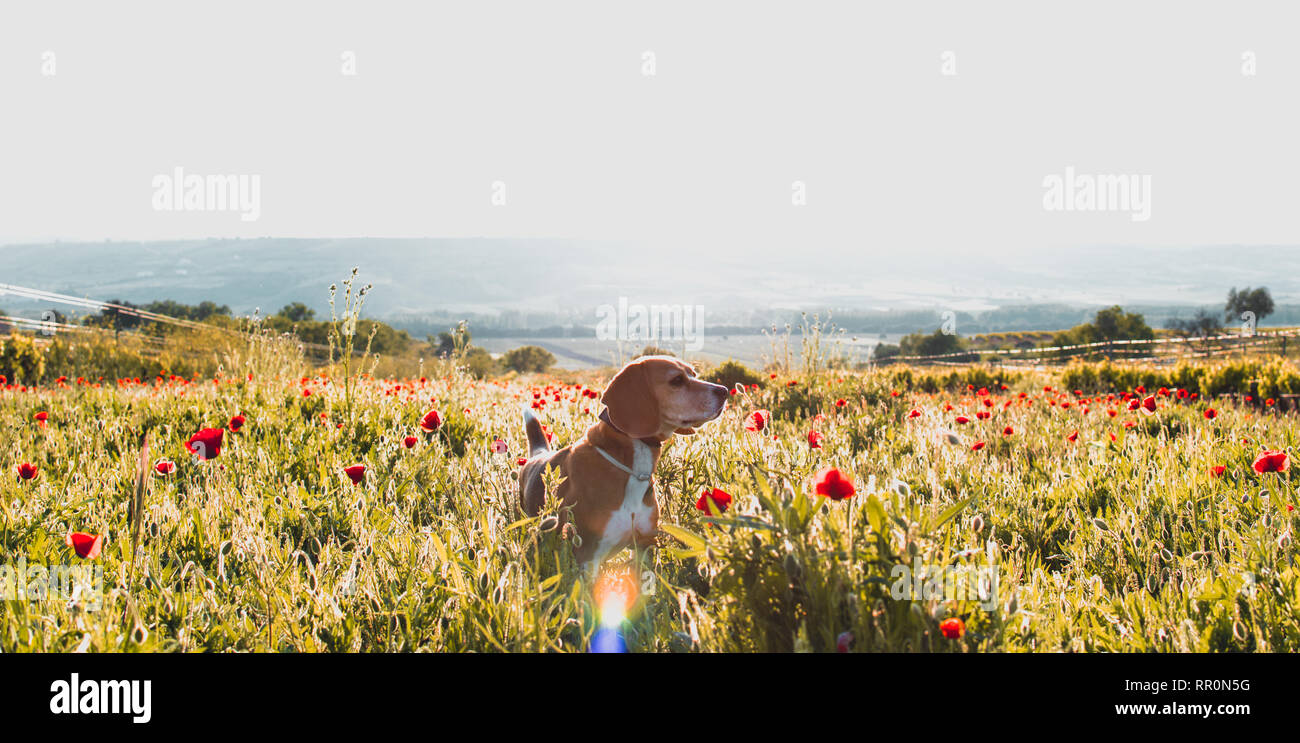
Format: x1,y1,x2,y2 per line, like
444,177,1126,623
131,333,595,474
519,355,729,571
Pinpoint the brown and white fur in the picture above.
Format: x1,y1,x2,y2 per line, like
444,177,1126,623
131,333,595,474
519,356,728,572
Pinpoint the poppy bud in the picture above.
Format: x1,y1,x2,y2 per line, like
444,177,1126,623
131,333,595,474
668,632,693,653
783,553,802,579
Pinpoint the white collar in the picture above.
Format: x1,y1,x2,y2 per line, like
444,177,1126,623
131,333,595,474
588,438,653,482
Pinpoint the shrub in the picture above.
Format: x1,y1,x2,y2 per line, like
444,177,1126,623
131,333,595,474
704,359,763,391
502,345,556,374
0,332,45,384
461,347,499,379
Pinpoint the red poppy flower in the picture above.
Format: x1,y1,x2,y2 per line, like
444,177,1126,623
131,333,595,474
515,456,527,466
403,436,418,449
835,398,847,408
66,531,103,559
154,459,176,475
1203,408,1217,420
744,410,770,432
1139,396,1157,414
17,462,39,480
228,414,246,432
302,388,312,397
1066,431,1078,442
939,617,965,639
1002,426,1014,436
908,409,921,419
813,467,856,501
696,488,733,514
1210,465,1226,477
1253,450,1290,474
954,415,970,425
836,631,853,653
344,464,367,485
34,411,48,426
490,438,508,454
185,428,224,460
971,441,986,451
807,430,825,449
419,409,443,432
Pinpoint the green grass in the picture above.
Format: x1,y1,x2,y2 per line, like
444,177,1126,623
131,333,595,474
3,336,1299,652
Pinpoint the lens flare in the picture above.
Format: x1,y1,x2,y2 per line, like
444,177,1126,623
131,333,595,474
590,567,639,653
599,591,627,628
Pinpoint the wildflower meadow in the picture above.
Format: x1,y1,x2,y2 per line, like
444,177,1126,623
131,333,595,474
4,309,1298,654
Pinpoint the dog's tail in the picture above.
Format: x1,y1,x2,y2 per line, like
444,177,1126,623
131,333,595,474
523,408,550,457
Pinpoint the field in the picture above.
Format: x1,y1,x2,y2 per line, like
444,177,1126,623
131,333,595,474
3,329,1300,653
473,333,902,370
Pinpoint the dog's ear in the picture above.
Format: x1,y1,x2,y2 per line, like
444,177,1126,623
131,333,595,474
602,361,660,438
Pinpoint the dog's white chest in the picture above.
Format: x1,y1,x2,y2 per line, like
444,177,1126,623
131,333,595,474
591,439,656,564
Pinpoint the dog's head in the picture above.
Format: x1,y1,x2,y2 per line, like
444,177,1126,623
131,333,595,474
601,356,729,438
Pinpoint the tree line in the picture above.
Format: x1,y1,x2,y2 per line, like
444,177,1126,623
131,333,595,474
875,286,1278,362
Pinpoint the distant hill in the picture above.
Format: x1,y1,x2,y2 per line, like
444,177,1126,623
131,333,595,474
3,239,1299,336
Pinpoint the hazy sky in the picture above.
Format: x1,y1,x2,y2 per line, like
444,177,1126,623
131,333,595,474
1,1,1297,263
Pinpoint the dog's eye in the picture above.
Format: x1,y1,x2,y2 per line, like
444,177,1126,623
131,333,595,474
669,375,686,387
